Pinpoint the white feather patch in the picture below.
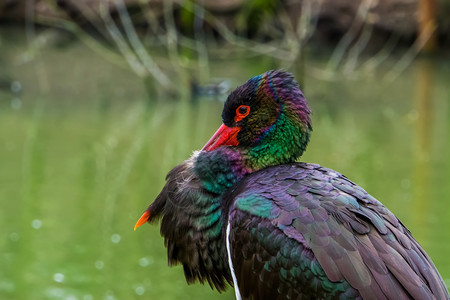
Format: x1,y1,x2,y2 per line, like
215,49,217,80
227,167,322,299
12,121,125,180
226,220,242,300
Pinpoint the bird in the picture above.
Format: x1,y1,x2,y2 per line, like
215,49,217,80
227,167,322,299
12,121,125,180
134,70,449,299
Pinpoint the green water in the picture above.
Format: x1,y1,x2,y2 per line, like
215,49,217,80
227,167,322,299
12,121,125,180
1,29,449,299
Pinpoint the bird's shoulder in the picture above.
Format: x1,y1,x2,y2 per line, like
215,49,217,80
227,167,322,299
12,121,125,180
226,162,394,226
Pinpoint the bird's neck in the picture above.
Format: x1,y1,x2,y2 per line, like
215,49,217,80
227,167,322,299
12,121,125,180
247,111,310,170
194,149,251,194
195,112,310,190
195,119,309,195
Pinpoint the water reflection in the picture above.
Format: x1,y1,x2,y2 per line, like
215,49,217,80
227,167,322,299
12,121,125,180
0,31,449,299
412,58,434,239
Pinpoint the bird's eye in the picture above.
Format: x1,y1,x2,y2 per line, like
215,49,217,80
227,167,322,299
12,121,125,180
238,106,248,115
235,105,250,122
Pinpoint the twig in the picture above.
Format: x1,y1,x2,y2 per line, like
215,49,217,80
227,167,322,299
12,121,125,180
326,0,374,72
100,2,148,77
114,0,171,87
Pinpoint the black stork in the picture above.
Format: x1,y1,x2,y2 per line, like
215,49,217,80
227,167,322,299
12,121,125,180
135,70,449,299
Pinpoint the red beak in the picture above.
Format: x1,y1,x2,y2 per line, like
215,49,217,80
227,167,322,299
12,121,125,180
202,124,240,151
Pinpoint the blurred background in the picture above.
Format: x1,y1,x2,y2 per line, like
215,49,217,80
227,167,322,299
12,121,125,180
0,0,449,299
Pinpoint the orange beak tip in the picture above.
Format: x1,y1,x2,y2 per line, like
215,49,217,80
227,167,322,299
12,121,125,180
134,211,150,231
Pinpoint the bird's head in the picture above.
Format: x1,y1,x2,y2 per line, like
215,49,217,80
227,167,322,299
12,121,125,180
202,70,312,169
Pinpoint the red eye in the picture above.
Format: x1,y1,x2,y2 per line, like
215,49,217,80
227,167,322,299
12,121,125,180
235,105,250,122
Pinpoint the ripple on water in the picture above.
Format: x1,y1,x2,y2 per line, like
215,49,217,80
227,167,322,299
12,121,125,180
31,219,42,229
53,273,64,283
135,286,145,296
95,260,104,270
138,256,154,267
111,234,121,244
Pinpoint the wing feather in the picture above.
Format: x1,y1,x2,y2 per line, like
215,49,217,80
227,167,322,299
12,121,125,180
225,163,449,299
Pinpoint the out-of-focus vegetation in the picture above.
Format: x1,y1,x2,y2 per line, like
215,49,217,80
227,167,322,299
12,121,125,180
1,0,449,96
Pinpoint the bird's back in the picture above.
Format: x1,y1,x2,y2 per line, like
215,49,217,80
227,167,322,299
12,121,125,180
224,162,449,300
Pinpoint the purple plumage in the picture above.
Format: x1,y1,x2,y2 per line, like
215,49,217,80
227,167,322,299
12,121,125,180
225,163,448,299
135,70,449,299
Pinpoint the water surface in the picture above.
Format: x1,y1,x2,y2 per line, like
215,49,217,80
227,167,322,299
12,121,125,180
1,29,449,299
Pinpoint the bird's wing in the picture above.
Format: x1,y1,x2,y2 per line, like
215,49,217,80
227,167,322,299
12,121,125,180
225,163,449,300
